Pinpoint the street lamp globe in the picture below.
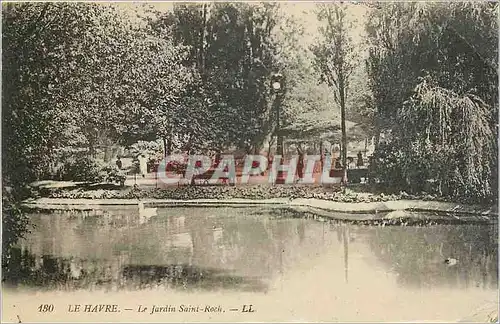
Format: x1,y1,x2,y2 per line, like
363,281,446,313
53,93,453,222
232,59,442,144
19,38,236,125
271,72,284,93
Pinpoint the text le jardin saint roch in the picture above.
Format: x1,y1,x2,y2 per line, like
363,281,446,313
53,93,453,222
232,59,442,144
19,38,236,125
157,154,345,184
66,304,255,315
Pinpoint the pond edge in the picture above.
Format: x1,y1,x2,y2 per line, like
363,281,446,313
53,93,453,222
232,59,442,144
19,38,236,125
22,197,498,219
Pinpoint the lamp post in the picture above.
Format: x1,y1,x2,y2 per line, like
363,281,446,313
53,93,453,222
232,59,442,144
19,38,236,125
271,73,284,157
271,73,285,184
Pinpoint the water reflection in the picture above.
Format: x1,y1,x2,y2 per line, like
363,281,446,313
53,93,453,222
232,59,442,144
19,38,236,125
343,225,349,283
6,208,321,292
3,207,497,294
362,224,498,289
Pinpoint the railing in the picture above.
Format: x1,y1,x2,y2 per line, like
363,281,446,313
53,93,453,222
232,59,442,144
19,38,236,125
157,157,370,186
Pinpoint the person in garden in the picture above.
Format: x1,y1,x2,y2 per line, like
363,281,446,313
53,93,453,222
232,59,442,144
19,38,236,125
296,144,305,181
357,151,364,168
335,157,342,169
138,154,147,178
115,156,122,170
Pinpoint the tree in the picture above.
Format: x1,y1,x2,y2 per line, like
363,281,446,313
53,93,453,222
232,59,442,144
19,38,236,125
312,3,358,183
1,2,191,270
2,2,104,186
365,2,498,202
63,5,191,156
2,1,93,274
152,3,316,155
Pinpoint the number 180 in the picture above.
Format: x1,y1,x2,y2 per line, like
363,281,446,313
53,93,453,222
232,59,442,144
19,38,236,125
38,304,54,312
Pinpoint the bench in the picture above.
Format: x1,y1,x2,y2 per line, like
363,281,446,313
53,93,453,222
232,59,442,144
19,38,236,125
176,168,233,186
192,169,232,185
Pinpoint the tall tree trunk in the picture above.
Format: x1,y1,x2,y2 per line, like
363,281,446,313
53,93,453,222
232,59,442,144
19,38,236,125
339,76,347,185
167,135,172,156
103,138,113,162
374,126,381,150
199,3,208,81
267,136,275,158
163,137,167,158
164,126,173,157
374,111,381,150
88,136,96,159
319,141,324,171
374,115,381,153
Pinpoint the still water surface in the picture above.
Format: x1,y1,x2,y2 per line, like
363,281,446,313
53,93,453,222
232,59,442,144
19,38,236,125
3,206,498,322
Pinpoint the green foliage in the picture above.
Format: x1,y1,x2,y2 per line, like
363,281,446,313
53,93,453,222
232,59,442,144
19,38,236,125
56,156,126,185
2,3,190,182
128,141,163,158
312,3,360,175
2,190,31,276
370,142,405,189
401,79,494,200
366,2,498,203
60,156,103,182
3,2,335,185
3,3,90,186
153,3,319,153
312,4,357,92
100,165,127,187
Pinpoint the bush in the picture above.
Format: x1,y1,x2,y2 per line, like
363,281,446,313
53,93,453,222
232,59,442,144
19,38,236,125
48,155,126,186
383,78,497,204
166,160,187,173
373,137,496,203
370,142,407,190
128,140,162,159
66,156,103,182
2,188,31,279
100,165,127,187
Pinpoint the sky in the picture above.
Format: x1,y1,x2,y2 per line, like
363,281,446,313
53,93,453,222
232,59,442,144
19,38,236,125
279,2,368,46
135,2,369,47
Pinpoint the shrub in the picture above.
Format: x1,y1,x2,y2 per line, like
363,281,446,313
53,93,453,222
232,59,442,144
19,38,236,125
100,165,127,187
167,160,187,173
388,78,497,203
370,142,406,189
61,156,103,182
47,155,126,186
128,141,162,159
2,188,31,279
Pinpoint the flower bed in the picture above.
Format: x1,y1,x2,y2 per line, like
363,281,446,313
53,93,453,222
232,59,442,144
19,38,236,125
45,185,408,202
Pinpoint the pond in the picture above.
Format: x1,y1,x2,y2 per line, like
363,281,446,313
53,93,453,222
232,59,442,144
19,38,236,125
2,206,498,322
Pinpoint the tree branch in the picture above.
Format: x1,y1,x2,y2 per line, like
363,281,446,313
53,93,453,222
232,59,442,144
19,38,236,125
447,24,497,73
21,3,50,43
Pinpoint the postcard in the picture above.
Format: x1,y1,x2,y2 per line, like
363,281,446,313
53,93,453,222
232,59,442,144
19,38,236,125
2,1,498,323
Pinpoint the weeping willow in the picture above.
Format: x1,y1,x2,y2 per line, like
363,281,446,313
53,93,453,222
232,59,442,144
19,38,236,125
397,77,495,202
